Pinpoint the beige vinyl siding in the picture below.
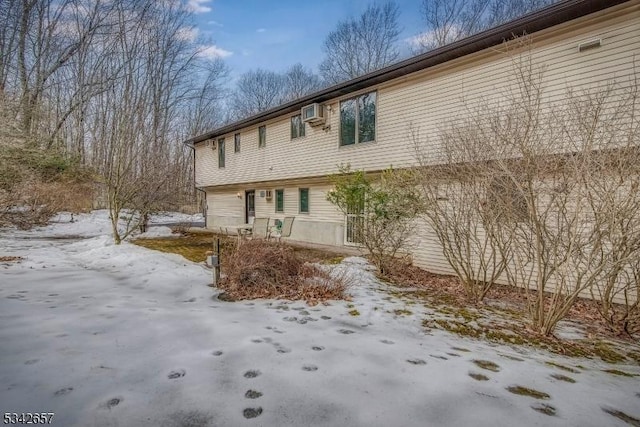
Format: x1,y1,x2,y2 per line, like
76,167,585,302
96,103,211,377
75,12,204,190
206,191,244,227
194,5,639,189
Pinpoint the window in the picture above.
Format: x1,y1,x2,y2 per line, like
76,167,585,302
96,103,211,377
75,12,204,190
488,176,528,222
340,91,376,146
218,137,225,168
299,188,309,213
290,114,305,139
259,125,266,147
234,133,241,153
275,189,284,212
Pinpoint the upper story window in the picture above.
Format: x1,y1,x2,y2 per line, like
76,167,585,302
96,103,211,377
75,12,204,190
218,137,225,168
291,114,305,139
259,125,266,148
299,188,309,213
234,133,241,153
275,189,284,213
340,91,376,146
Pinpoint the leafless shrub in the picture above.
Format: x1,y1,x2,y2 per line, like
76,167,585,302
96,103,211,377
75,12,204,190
219,240,350,304
415,130,508,304
414,40,640,336
0,177,93,229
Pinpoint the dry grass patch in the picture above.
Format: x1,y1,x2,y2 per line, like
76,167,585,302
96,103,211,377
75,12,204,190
133,233,236,262
219,240,350,305
0,256,23,263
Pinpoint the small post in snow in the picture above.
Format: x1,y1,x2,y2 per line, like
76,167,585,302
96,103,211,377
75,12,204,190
210,238,220,285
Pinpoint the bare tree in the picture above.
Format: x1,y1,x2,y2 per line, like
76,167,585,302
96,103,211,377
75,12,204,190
283,63,322,102
229,69,285,119
319,2,401,85
6,0,109,142
83,0,221,242
412,0,554,53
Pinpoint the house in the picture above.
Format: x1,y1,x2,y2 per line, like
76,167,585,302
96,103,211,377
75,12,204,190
185,0,639,276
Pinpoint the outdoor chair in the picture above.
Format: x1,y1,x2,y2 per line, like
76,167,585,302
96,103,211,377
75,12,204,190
249,217,270,239
269,216,294,242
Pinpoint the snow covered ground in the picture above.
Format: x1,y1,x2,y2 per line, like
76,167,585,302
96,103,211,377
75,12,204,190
1,211,638,427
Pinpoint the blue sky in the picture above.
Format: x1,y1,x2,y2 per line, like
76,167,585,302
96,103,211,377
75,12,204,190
189,0,425,79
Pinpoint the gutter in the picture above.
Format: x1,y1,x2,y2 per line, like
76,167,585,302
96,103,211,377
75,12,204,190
182,0,630,146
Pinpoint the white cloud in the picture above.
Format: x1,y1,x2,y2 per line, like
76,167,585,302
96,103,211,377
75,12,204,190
197,44,233,59
256,28,266,33
405,26,463,50
207,20,223,27
187,0,212,14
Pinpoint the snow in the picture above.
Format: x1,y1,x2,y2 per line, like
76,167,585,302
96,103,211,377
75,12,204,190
137,226,176,238
1,211,639,427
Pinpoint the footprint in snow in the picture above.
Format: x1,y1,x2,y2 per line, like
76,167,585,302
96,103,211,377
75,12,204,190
499,353,524,362
472,360,501,372
338,329,355,335
469,372,489,381
312,346,325,351
212,351,223,356
243,407,263,419
550,373,576,383
245,390,263,399
25,359,39,365
430,354,448,360
251,339,263,343
302,365,318,372
380,339,395,345
532,404,556,416
321,316,332,320
244,370,261,378
54,387,73,396
601,406,640,426
406,359,427,365
168,369,186,379
103,397,122,409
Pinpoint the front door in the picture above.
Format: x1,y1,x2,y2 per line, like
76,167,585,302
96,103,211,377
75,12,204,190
245,190,255,224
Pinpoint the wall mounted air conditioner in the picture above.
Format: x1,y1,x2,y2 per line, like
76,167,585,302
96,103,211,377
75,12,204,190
301,103,325,125
265,190,273,200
